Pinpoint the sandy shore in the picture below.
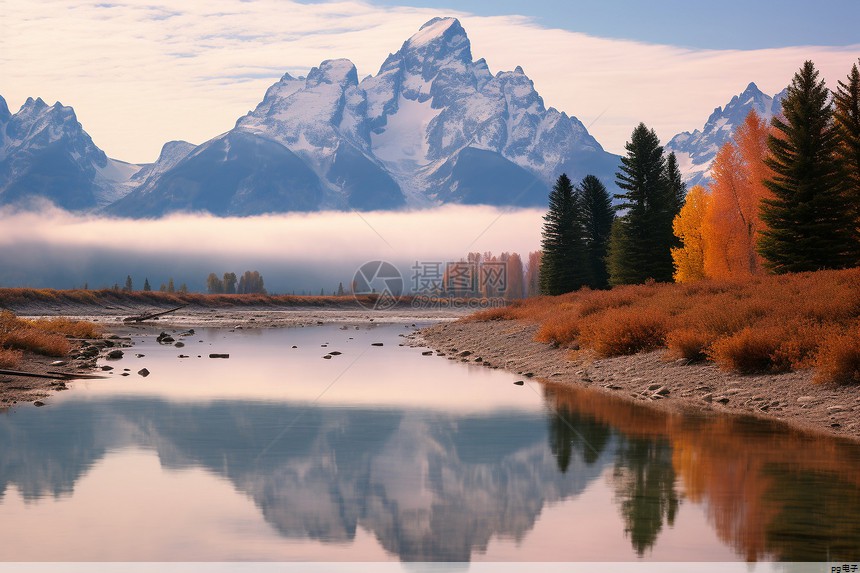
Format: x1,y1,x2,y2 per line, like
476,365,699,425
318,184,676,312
411,319,860,442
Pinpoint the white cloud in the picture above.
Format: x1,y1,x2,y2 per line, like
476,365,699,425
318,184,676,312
2,0,858,162
0,205,544,290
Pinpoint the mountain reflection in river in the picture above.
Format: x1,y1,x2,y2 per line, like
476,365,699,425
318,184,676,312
1,325,860,562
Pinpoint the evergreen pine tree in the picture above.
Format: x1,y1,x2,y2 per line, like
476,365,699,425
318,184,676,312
759,60,860,272
664,152,687,216
834,60,860,227
167,278,175,293
610,123,674,284
123,275,133,292
577,175,615,288
539,174,591,295
143,278,151,292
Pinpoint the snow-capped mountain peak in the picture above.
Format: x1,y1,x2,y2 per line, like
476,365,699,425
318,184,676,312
4,17,621,216
665,82,785,188
0,96,140,209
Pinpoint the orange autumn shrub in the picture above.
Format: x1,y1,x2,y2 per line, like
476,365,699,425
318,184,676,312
467,267,860,382
814,330,860,385
580,307,669,357
0,347,22,368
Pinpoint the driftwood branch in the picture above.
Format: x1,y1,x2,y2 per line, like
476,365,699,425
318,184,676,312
0,369,106,380
123,304,188,323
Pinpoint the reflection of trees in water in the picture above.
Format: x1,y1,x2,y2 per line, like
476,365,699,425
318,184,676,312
547,406,612,472
611,437,680,556
763,467,860,561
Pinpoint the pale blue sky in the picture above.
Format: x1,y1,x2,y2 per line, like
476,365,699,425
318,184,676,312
366,0,860,49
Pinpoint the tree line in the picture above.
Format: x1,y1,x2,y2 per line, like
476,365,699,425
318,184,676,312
672,59,860,280
206,271,267,294
539,58,860,295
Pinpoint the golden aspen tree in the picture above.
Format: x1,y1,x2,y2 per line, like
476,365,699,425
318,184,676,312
671,185,710,282
702,111,771,279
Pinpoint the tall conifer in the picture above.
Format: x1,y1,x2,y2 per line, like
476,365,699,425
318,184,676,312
759,61,859,272
539,173,591,295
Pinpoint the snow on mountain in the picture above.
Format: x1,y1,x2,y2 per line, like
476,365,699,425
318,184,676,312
665,82,785,188
361,17,617,206
0,96,140,210
129,140,196,187
4,17,621,216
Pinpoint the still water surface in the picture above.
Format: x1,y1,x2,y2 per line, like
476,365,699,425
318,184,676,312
1,322,859,562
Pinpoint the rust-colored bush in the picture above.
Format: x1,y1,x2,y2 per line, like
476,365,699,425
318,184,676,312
466,268,860,380
665,328,713,361
0,348,22,368
814,332,860,385
581,307,669,357
708,327,791,374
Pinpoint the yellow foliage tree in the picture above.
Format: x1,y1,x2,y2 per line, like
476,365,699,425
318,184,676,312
702,111,772,279
671,185,710,282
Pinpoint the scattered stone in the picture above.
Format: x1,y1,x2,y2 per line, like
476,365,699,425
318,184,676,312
524,372,534,378
715,396,730,404
514,381,524,386
178,355,189,359
371,343,384,347
101,365,114,371
174,342,185,348
421,351,433,356
702,393,713,402
50,360,68,367
138,368,150,377
135,353,145,358
329,351,342,356
458,350,472,357
292,345,298,349
475,357,483,362
654,386,670,396
33,401,45,407
106,349,124,360
647,383,662,391
209,353,230,359
827,406,845,413
323,355,332,359
121,372,130,377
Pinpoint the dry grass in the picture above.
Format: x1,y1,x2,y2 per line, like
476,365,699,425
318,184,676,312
469,268,860,381
0,310,101,358
814,329,860,385
0,347,22,368
0,288,405,310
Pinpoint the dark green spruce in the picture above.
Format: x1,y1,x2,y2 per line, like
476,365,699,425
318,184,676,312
759,60,860,273
834,59,860,227
608,123,680,285
539,173,591,295
577,175,615,289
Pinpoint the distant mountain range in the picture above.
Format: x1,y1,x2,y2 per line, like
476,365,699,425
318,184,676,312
665,82,786,188
0,18,787,216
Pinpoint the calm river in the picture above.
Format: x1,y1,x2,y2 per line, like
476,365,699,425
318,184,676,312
1,322,859,567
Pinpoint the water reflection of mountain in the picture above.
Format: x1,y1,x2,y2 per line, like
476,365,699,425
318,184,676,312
6,383,860,562
0,398,615,561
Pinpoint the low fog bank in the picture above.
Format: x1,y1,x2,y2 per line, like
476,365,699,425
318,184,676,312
0,206,543,293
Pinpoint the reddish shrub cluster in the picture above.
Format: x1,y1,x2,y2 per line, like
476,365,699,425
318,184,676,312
470,268,860,381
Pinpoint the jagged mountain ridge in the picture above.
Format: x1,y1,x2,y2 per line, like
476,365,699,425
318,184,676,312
0,95,141,210
2,17,622,216
665,82,786,188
